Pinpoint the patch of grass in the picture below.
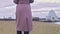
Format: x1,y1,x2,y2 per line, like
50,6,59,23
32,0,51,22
0,21,60,34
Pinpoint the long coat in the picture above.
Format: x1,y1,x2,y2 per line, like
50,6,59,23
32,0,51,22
13,0,33,31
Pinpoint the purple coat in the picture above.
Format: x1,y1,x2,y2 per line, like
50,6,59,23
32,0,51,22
13,0,33,31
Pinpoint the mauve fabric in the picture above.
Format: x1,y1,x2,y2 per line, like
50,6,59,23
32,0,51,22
14,0,33,31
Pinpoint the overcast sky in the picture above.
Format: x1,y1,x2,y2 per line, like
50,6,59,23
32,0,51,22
35,0,60,3
0,0,60,7
0,0,60,8
0,0,60,18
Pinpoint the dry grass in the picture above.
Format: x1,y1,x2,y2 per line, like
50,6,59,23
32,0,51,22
0,21,60,34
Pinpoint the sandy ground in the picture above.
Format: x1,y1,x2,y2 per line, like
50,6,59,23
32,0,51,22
0,21,60,34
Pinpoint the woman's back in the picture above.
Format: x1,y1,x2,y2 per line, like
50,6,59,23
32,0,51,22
13,0,34,32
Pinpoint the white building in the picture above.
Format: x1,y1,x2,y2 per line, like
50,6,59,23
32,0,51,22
46,10,58,21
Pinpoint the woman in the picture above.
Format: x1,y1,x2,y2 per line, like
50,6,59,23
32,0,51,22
13,0,34,34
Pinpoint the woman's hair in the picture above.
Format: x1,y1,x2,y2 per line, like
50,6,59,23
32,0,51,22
13,0,19,4
13,0,34,4
29,0,34,3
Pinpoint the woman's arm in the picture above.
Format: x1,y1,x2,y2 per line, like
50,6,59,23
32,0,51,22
13,0,19,4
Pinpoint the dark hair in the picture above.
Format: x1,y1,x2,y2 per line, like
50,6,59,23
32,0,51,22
29,0,34,3
14,0,34,4
14,0,19,4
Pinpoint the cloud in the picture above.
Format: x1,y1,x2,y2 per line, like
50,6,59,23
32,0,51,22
35,0,60,3
0,0,14,8
0,5,16,19
31,3,60,9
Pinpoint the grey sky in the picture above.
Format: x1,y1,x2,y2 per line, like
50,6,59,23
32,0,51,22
0,0,60,18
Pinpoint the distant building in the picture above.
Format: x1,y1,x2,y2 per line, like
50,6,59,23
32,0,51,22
8,17,12,19
46,10,58,21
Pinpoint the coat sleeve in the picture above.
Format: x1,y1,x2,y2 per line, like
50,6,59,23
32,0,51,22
13,0,19,4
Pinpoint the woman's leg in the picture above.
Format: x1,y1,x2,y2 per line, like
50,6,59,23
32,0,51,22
17,31,22,34
24,31,29,34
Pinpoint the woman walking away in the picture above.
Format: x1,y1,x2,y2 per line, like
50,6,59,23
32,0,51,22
13,0,34,34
